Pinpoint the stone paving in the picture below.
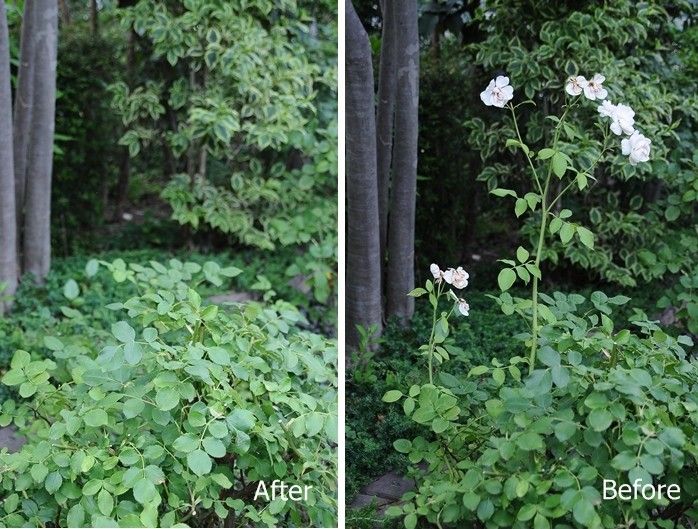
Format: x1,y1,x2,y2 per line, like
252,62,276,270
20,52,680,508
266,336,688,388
350,471,415,515
0,426,25,453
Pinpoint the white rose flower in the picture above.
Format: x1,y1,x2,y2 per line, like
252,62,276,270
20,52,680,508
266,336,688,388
451,266,469,289
480,76,514,108
597,100,616,119
430,263,442,281
598,101,635,136
565,75,587,96
442,268,454,285
457,299,470,317
583,73,608,100
621,131,651,165
612,104,635,135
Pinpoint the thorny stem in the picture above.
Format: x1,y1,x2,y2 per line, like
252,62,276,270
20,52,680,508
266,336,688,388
527,97,579,374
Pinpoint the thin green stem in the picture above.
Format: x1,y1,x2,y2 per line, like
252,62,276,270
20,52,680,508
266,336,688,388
529,177,550,375
426,281,443,385
509,103,543,196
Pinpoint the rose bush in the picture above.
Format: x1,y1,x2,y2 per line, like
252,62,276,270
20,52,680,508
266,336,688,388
382,74,698,528
0,259,337,528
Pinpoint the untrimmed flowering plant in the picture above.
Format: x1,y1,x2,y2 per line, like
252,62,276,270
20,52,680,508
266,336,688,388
481,71,650,374
411,264,471,384
383,73,697,529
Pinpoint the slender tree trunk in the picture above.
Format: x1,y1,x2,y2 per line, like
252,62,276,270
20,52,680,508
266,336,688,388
386,0,419,322
23,0,58,282
115,28,136,218
376,0,397,264
90,0,99,35
57,0,70,26
0,1,18,313
13,0,37,241
345,0,382,350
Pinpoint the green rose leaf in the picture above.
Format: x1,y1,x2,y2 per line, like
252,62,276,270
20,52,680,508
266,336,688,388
187,449,213,476
588,409,613,431
67,504,85,528
63,279,80,300
97,489,114,516
382,390,403,403
516,432,543,451
133,478,158,505
173,434,199,453
227,409,256,432
202,437,226,458
112,321,136,343
497,268,516,292
123,398,145,419
207,347,230,365
155,388,179,411
84,409,108,427
45,471,63,494
124,342,142,365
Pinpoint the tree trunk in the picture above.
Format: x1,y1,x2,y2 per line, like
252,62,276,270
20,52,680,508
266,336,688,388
13,0,37,238
376,0,397,265
0,1,18,313
22,0,58,283
57,0,70,26
90,0,99,35
114,28,136,219
345,0,382,350
386,0,419,322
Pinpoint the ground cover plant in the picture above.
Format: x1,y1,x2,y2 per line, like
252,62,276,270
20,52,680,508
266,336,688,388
0,256,338,527
376,74,698,528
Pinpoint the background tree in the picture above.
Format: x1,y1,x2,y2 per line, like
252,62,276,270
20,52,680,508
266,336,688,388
385,0,419,321
0,0,17,314
346,0,420,349
22,0,58,281
376,0,396,262
346,0,382,350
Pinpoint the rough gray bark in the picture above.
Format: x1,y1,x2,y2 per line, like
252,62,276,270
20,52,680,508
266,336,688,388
23,0,58,282
386,0,419,322
346,0,382,350
376,0,397,263
0,1,18,314
13,0,37,233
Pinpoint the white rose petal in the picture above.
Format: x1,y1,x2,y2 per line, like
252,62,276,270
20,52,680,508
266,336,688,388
621,131,651,165
583,73,608,101
430,263,441,279
442,268,454,285
565,75,587,96
598,101,635,136
458,299,470,317
480,75,514,108
451,266,469,289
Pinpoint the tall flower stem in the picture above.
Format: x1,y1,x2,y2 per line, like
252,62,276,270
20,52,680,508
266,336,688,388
529,179,550,375
525,98,577,374
426,281,443,385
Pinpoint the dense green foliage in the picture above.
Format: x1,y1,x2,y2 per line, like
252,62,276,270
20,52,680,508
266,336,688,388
385,285,697,528
111,0,338,252
467,0,698,289
0,257,337,527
